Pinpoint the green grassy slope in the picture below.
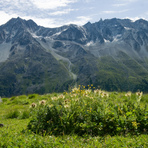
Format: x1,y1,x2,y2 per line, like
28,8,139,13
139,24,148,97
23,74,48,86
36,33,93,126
0,88,148,147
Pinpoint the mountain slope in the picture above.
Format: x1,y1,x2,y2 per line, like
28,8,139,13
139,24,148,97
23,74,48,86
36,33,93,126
1,17,148,97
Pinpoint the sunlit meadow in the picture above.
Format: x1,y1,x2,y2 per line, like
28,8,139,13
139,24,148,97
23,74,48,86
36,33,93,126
0,85,148,147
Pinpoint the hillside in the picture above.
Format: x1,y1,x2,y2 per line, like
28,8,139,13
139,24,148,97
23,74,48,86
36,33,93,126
1,17,148,96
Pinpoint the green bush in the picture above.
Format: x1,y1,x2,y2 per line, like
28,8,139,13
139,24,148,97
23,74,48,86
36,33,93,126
27,89,148,136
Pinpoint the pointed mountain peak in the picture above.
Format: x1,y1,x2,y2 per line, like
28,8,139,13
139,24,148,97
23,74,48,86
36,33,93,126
16,16,22,20
85,21,92,25
83,21,92,29
5,17,25,26
4,17,38,32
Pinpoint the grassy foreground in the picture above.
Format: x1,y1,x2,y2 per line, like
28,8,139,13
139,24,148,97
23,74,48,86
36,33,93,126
0,86,148,147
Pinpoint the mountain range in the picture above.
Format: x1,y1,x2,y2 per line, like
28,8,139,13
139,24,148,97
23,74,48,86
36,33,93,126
1,17,148,97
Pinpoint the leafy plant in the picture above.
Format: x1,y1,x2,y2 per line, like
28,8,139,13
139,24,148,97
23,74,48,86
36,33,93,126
27,88,148,136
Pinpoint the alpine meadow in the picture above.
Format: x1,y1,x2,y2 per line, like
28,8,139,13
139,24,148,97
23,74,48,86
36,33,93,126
0,17,148,147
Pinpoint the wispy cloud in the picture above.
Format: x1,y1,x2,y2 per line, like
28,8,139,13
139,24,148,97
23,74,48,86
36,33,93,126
82,0,95,3
0,11,18,25
113,0,138,7
31,0,77,10
113,3,128,7
102,9,129,14
0,0,78,27
114,0,138,2
66,16,92,25
124,16,146,22
0,0,147,28
50,9,76,16
26,17,59,28
102,11,116,14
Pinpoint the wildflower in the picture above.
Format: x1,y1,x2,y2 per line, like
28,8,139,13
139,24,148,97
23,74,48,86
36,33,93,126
85,89,92,94
64,99,70,104
31,103,37,108
136,91,143,102
71,94,77,97
51,97,58,100
125,91,132,97
101,92,109,98
94,89,102,95
58,94,65,99
72,87,79,93
136,91,143,97
90,97,94,99
39,100,46,105
75,98,80,102
64,105,70,108
48,104,53,108
132,121,140,129
83,94,89,97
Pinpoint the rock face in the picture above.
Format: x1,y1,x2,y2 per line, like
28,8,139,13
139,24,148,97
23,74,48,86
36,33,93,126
1,17,148,97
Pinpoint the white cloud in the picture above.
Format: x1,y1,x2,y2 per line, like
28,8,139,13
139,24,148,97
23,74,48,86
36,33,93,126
125,16,146,22
31,0,77,10
0,0,147,28
102,11,116,14
102,9,129,14
113,3,128,7
50,9,76,16
113,0,138,7
0,10,61,28
83,0,95,3
0,11,18,25
115,0,138,2
66,16,92,25
22,16,61,28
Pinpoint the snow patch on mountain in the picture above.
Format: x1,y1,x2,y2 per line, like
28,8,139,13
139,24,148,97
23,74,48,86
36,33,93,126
113,34,122,42
85,41,94,46
104,39,110,43
124,27,132,30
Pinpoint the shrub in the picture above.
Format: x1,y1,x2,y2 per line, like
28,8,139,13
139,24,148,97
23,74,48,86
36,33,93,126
27,89,148,136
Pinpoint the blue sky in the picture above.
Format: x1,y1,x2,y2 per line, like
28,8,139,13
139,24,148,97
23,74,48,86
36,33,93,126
0,0,148,28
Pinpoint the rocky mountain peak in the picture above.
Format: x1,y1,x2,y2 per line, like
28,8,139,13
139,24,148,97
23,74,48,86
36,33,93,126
1,17,148,97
